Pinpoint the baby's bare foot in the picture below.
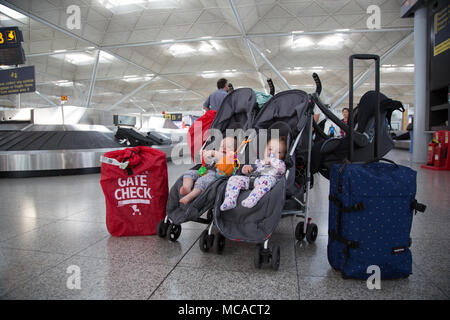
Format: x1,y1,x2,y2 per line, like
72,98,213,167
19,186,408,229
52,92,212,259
179,196,192,205
179,186,191,195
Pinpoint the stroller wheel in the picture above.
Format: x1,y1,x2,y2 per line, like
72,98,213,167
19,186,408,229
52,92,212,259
306,223,318,243
213,233,225,254
199,230,210,252
207,233,215,249
206,210,213,223
168,224,182,242
157,219,169,238
254,247,262,269
271,245,281,271
295,222,306,241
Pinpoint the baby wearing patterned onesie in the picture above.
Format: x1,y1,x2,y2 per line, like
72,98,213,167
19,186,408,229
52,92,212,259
179,136,236,205
220,136,287,210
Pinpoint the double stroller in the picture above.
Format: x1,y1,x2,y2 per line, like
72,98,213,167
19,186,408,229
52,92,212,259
158,70,404,271
157,77,319,270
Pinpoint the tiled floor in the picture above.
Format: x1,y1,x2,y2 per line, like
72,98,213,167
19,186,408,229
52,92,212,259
0,149,448,300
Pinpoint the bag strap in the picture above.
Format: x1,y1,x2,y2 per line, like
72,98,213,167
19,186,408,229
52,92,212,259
411,199,427,214
100,156,129,170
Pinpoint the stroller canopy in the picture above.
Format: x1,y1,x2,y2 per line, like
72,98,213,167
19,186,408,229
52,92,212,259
210,88,256,133
252,90,310,136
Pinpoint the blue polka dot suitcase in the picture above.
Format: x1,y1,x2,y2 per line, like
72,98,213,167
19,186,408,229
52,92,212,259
327,161,425,279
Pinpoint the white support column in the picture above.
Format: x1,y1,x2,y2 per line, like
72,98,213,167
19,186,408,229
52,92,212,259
412,7,430,163
85,50,100,108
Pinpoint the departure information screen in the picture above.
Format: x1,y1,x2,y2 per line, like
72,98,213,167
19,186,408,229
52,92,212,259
0,27,25,65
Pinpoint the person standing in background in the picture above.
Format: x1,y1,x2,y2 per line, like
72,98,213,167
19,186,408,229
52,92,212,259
188,78,230,163
342,108,349,125
202,78,230,112
340,107,349,137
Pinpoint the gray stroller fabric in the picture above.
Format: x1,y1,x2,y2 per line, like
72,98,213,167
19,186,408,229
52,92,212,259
213,177,286,243
214,89,312,243
210,88,257,133
167,175,226,225
165,88,257,225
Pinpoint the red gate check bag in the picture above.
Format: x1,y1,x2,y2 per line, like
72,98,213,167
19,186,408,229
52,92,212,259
100,146,168,236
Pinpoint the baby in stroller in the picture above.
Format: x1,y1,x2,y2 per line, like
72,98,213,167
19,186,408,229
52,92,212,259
179,136,236,205
220,136,287,210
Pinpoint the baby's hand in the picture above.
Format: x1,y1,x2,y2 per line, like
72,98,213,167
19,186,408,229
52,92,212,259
202,150,215,160
242,165,253,175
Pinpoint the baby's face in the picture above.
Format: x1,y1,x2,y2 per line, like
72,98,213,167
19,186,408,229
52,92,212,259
265,139,287,160
220,137,235,154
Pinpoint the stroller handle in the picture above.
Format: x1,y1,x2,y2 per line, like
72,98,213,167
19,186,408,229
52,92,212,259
312,93,349,135
312,73,322,96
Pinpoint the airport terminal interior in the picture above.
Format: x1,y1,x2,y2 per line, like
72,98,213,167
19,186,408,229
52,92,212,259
0,0,449,300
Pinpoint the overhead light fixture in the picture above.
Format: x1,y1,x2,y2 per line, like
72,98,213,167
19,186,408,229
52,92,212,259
168,44,196,56
99,51,116,63
318,35,344,48
54,80,74,87
335,29,350,32
198,43,215,53
201,71,219,79
0,4,27,20
292,36,314,49
266,49,272,54
54,52,95,65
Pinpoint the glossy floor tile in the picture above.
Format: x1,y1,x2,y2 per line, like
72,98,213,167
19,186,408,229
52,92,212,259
0,150,449,300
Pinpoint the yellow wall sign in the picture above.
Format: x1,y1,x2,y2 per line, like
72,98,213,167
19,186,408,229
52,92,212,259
0,66,35,96
0,27,21,47
164,113,182,121
434,4,450,57
61,95,68,101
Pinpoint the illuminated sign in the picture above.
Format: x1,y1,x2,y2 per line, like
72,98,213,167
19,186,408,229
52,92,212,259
0,65,35,96
0,27,25,65
164,113,182,121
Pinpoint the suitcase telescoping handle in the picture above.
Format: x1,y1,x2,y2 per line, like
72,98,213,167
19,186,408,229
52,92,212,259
349,54,381,162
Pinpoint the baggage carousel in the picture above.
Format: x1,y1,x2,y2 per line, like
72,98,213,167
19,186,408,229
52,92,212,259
0,124,182,178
